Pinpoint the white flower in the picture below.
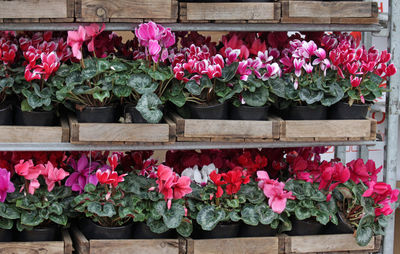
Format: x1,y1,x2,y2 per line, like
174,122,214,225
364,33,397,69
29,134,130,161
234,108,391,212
181,163,217,186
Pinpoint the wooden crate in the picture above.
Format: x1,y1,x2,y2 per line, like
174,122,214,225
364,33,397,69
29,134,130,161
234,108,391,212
179,2,281,24
284,234,381,254
0,117,69,143
281,0,378,24
75,0,178,23
0,230,73,254
186,237,280,254
279,118,376,142
68,113,176,144
170,113,280,142
0,0,74,23
71,226,185,254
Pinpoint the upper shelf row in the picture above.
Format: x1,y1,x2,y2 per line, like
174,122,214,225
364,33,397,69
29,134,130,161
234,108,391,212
0,0,381,32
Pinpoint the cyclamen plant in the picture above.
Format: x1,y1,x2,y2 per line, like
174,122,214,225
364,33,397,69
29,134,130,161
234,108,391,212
0,33,18,104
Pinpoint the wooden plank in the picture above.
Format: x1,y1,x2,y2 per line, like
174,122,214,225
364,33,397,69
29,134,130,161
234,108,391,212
60,116,70,143
71,226,90,254
186,2,276,21
80,0,173,20
188,237,279,254
169,113,185,136
183,119,275,139
0,126,63,143
63,230,74,254
164,115,177,142
286,234,376,253
0,0,68,18
177,136,211,142
282,120,371,139
288,1,372,18
0,241,64,254
68,113,80,143
90,239,181,254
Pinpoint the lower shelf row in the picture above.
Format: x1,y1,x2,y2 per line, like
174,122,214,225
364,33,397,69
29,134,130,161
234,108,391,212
0,228,381,254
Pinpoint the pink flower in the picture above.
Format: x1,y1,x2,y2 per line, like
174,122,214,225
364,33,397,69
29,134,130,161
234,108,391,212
67,26,87,60
173,176,192,199
84,23,105,52
96,169,127,188
350,75,362,88
40,52,60,81
225,48,240,65
28,179,40,195
41,162,69,192
303,63,313,74
293,58,304,77
0,168,14,202
15,160,42,180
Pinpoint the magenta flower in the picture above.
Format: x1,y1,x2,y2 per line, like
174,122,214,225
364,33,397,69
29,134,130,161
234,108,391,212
67,26,86,60
0,168,14,202
65,155,99,193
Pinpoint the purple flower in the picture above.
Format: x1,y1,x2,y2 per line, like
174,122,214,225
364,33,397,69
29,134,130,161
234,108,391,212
65,155,99,193
0,168,14,202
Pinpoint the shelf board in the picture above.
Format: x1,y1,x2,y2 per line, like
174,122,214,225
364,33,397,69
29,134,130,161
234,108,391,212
0,23,382,32
0,140,376,151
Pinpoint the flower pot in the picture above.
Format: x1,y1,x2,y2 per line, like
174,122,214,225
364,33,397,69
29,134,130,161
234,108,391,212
17,226,58,241
125,104,147,123
79,218,133,240
230,105,269,120
193,223,240,239
239,223,277,237
75,105,116,123
188,101,229,120
323,212,354,234
14,106,56,126
288,219,324,236
132,222,176,239
0,104,12,125
286,104,328,120
0,228,13,242
329,102,370,120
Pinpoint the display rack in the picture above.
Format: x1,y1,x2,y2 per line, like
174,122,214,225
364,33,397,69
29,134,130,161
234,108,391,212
0,1,398,254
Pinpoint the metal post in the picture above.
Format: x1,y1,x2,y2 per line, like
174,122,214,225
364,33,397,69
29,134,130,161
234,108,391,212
335,146,347,163
384,0,399,253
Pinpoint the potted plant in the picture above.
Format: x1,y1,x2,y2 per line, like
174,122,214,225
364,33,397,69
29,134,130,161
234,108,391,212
322,34,397,119
121,164,193,238
172,44,238,119
10,159,72,241
0,32,18,125
12,32,71,126
0,167,17,241
278,40,343,120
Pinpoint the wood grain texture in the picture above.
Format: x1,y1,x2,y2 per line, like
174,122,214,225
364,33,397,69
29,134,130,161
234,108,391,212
187,237,279,254
71,226,89,254
80,0,173,20
0,241,64,254
0,126,64,143
286,234,376,253
288,1,371,18
0,0,69,18
90,239,181,254
63,230,74,254
185,2,276,21
281,119,372,139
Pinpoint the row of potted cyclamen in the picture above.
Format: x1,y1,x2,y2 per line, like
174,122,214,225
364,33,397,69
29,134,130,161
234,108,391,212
0,23,396,126
0,149,397,247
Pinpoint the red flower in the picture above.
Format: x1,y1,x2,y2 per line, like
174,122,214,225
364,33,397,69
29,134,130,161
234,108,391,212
95,169,126,187
209,170,226,198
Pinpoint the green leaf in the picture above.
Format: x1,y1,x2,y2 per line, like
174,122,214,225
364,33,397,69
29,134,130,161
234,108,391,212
256,204,278,225
228,211,241,222
21,211,42,227
84,183,96,193
218,62,239,82
0,218,12,230
110,61,128,72
295,206,311,220
97,59,111,72
241,206,259,226
176,219,193,237
299,89,324,104
81,66,98,81
147,218,169,234
315,210,330,225
87,202,116,217
321,82,345,107
269,78,287,98
356,226,374,246
0,77,14,89
49,214,68,226
66,71,83,86
128,74,157,95
113,85,131,98
196,205,226,231
49,203,63,216
163,202,185,229
56,64,70,77
147,68,172,81
135,93,163,123
93,90,110,102
186,80,202,96
242,86,269,107
369,73,383,85
226,199,240,208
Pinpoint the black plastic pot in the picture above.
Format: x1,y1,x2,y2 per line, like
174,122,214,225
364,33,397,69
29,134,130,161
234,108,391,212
188,101,229,120
76,105,116,123
79,219,133,240
288,219,324,236
14,106,56,126
17,226,58,242
329,102,370,120
125,104,147,123
239,223,277,237
286,104,328,120
0,104,13,125
323,213,354,234
132,222,176,239
0,228,13,242
230,105,269,120
193,223,240,239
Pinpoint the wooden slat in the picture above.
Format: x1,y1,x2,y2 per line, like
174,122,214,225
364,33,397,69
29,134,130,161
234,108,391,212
0,241,64,254
164,115,177,142
80,0,174,20
282,119,371,139
0,0,69,18
288,1,372,18
185,2,276,21
187,237,279,254
0,126,63,143
63,230,74,254
71,226,90,254
90,239,181,254
286,234,376,253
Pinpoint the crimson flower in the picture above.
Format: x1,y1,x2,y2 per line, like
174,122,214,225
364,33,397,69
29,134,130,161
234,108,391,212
96,169,127,187
85,23,105,52
209,170,226,198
